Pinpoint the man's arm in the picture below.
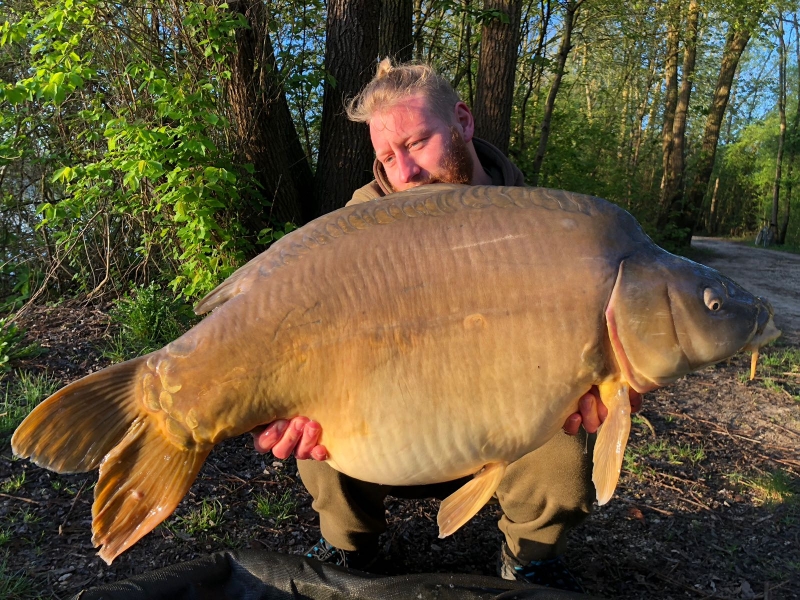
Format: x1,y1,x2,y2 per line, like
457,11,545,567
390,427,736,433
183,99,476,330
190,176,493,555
252,388,643,460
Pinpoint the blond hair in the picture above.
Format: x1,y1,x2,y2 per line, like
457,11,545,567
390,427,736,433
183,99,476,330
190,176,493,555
346,58,461,124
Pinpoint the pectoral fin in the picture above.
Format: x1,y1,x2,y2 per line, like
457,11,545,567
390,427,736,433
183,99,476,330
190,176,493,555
592,381,632,505
437,461,507,537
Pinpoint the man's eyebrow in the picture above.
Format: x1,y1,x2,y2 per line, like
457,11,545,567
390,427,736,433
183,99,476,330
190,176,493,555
407,127,432,143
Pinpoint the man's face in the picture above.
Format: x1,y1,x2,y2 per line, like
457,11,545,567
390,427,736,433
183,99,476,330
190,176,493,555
369,94,473,192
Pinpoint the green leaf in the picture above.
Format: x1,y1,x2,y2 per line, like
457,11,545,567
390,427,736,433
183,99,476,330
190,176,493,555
2,85,29,104
51,166,74,183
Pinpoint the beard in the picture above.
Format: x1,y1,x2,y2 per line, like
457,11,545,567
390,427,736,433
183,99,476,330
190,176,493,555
427,126,474,185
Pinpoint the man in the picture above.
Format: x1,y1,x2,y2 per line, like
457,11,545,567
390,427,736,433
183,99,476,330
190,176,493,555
252,59,641,591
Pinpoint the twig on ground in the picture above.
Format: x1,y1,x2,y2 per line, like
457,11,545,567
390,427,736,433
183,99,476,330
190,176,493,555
635,413,657,438
59,480,88,535
0,492,40,504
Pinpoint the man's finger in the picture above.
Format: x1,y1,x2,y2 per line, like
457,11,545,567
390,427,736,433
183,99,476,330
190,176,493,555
562,413,582,436
294,421,322,460
253,420,289,454
310,444,329,461
579,393,601,434
271,417,309,459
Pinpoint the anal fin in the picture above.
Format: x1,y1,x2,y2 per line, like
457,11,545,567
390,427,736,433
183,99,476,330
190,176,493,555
592,380,632,505
437,461,507,537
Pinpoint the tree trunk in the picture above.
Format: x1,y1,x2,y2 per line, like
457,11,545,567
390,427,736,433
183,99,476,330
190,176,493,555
658,0,698,229
771,14,787,244
380,0,413,62
530,0,581,186
681,27,750,243
659,0,681,200
514,0,551,157
780,14,800,245
708,176,720,234
313,0,380,217
226,0,314,231
473,0,523,154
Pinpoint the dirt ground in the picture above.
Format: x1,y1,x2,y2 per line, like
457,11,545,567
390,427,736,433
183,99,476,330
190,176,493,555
0,238,798,599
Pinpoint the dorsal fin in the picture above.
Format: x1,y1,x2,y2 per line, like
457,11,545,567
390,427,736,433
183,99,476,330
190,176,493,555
193,258,263,314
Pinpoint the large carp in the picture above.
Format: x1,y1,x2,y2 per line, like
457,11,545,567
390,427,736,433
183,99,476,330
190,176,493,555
13,185,779,564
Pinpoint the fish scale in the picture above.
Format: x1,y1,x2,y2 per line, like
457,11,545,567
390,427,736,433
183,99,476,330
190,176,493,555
12,184,779,563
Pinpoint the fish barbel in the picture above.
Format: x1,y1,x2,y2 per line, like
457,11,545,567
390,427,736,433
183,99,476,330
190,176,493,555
12,185,780,563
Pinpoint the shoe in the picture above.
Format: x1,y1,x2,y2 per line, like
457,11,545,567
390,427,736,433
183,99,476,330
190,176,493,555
498,543,584,592
304,537,378,571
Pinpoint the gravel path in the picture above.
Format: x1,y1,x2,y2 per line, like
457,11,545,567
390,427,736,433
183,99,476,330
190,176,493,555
691,237,800,343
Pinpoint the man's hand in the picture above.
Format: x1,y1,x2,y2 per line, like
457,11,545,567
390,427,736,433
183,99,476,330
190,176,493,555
562,386,643,435
251,417,328,461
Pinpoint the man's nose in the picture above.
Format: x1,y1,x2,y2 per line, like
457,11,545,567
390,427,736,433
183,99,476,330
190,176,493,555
396,153,420,182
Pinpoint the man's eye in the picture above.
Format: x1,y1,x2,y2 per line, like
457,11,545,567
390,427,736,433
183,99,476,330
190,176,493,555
384,156,394,165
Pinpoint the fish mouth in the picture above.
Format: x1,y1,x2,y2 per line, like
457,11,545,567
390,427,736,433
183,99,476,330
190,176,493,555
744,297,781,351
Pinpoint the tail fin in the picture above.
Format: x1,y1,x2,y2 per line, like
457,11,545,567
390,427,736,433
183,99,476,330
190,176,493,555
11,357,146,472
12,355,211,564
92,416,209,563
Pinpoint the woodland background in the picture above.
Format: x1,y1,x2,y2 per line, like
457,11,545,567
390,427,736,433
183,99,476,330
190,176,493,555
1,0,799,309
0,2,799,598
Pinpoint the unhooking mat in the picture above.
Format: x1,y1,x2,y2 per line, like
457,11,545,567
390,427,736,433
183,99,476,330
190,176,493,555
69,550,598,600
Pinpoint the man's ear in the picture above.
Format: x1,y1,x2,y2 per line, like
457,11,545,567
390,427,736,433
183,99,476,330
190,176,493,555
453,102,475,142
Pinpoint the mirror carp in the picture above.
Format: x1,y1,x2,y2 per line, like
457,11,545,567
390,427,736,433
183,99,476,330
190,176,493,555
12,184,780,564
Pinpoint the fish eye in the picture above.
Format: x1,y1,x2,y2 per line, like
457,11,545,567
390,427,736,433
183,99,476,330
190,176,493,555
704,288,722,311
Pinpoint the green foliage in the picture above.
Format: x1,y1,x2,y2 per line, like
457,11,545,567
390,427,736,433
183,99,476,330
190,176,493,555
167,499,225,536
0,371,60,438
753,343,800,402
0,318,41,374
0,557,38,600
628,438,706,466
1,0,264,300
254,489,297,525
727,469,798,506
0,472,26,494
104,283,197,362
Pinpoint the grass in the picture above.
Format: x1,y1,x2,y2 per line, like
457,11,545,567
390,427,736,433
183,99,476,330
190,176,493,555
18,509,41,525
254,490,297,526
0,556,38,599
0,473,25,494
636,439,705,464
0,318,42,376
624,439,706,478
0,371,60,438
167,499,224,536
753,346,800,402
727,469,798,506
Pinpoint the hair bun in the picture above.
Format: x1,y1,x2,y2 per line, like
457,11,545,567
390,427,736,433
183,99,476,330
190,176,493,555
376,57,393,79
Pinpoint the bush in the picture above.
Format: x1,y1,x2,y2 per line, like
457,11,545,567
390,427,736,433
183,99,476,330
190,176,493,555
104,283,198,362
